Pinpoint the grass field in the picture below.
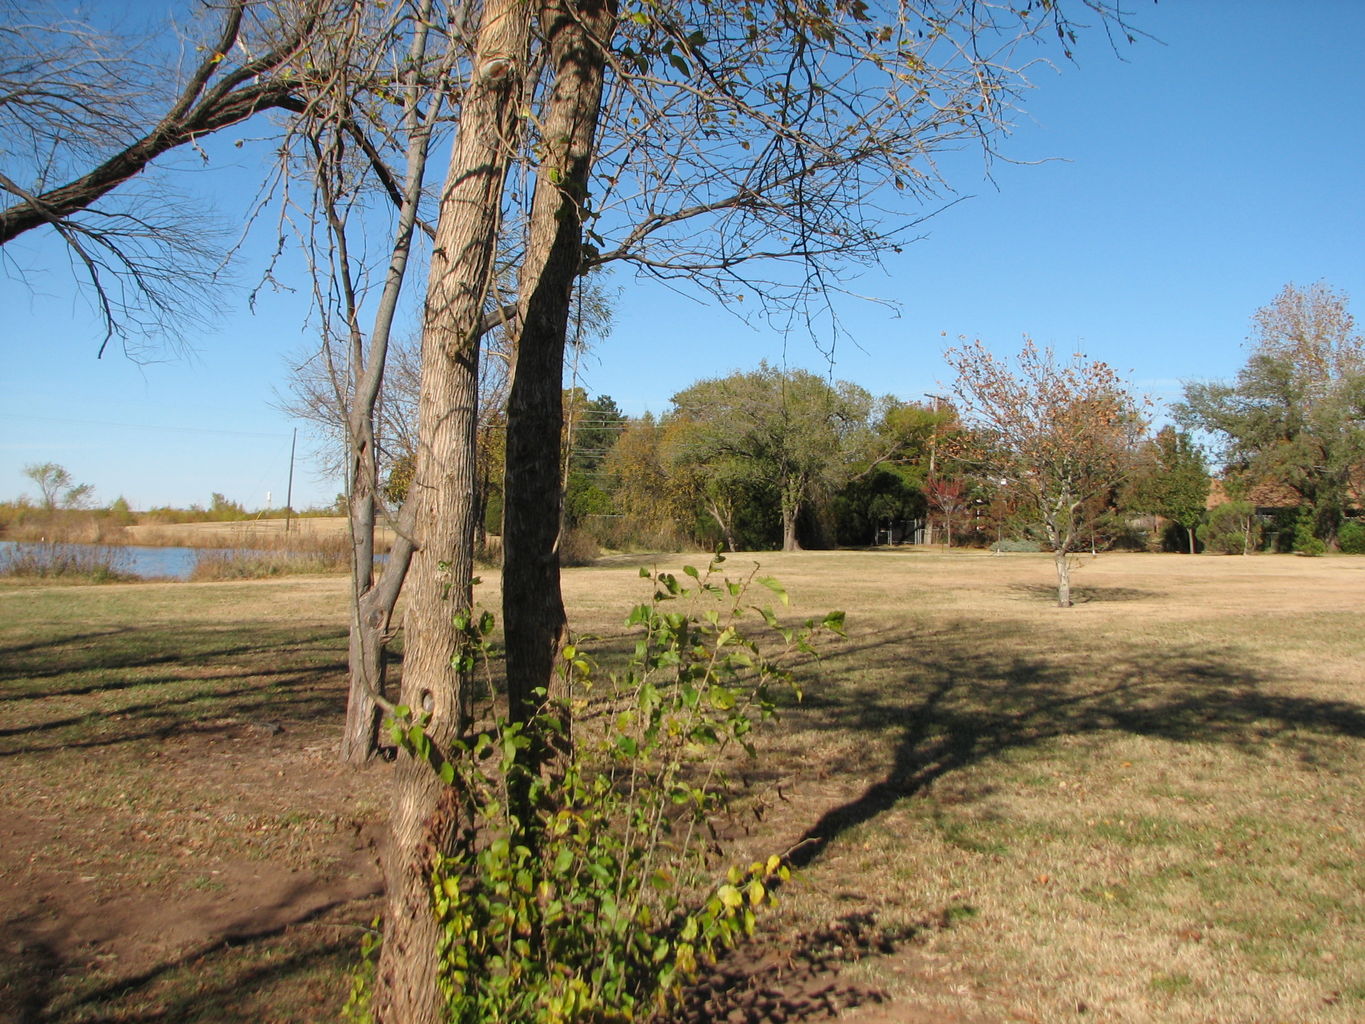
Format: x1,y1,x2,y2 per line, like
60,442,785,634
1,550,1361,1023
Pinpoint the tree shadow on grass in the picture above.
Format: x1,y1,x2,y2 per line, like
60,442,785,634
1,894,379,1024
678,617,1364,1021
787,620,1363,872
0,624,349,757
1007,582,1158,603
0,624,347,689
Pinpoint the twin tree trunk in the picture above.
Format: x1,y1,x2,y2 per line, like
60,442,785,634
372,0,615,1018
371,0,532,1018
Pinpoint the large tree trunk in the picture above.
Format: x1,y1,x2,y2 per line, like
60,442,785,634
503,0,617,729
370,1,532,1018
781,480,803,552
781,508,801,552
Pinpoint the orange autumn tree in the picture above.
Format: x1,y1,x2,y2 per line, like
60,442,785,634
947,340,1147,606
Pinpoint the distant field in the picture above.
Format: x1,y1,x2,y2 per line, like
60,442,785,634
1,549,1361,1023
124,515,395,549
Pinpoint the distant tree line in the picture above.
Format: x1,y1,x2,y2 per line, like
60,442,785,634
1176,282,1365,555
370,281,1358,570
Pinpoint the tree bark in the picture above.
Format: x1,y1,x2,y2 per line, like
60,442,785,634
781,480,803,552
370,0,532,1018
341,531,414,762
1054,551,1072,607
503,0,618,729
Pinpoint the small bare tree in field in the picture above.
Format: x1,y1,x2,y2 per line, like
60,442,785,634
924,475,969,548
947,340,1147,606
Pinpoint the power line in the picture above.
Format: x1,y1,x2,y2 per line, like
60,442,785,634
0,412,291,440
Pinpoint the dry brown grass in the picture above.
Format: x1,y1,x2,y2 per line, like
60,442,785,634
558,549,1362,1024
124,516,395,551
1,550,1360,1022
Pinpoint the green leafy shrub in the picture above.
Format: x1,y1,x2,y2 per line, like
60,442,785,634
1292,506,1324,555
482,492,503,537
1337,520,1365,554
1198,502,1260,555
106,496,136,527
356,558,843,1024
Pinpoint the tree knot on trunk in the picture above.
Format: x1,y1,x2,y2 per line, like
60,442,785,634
478,55,515,82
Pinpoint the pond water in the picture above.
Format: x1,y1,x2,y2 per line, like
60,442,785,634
1,540,239,580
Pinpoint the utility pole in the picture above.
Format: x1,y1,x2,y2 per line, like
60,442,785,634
285,428,297,535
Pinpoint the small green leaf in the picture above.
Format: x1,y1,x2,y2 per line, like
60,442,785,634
757,577,789,605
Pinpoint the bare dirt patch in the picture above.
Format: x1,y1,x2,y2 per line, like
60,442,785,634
0,581,388,1022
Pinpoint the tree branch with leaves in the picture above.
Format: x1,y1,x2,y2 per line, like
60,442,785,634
948,339,1147,605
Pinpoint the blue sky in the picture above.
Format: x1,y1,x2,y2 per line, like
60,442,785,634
3,0,1363,510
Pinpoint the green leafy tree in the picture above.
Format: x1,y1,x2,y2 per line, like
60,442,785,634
669,365,875,551
24,462,94,511
832,467,924,546
831,398,960,545
603,414,685,534
1198,500,1260,555
947,340,1148,606
1176,283,1365,546
563,392,625,527
1123,427,1210,553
